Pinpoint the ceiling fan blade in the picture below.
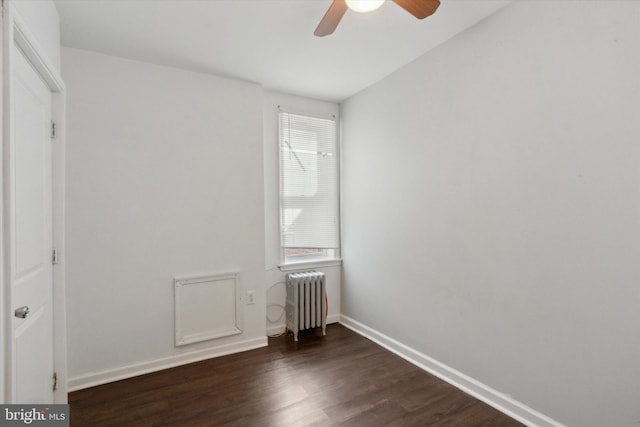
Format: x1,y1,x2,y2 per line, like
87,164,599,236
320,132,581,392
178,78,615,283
314,0,348,37
392,0,440,19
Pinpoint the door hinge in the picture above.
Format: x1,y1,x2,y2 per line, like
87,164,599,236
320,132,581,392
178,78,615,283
53,372,58,392
50,121,57,139
52,249,58,265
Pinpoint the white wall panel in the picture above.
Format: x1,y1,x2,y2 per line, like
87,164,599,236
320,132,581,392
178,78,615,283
341,2,640,426
63,48,266,386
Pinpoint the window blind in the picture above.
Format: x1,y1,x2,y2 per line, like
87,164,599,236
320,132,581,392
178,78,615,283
279,112,339,250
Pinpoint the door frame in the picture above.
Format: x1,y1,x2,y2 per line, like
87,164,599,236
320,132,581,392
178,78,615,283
1,1,67,403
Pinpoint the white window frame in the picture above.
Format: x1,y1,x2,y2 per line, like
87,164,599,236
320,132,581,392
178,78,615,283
278,111,340,265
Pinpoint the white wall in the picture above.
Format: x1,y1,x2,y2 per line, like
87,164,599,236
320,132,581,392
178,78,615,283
11,0,60,72
63,48,266,388
1,4,4,404
263,91,341,334
341,2,640,426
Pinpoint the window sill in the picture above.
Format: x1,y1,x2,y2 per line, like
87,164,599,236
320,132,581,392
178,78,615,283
278,259,342,272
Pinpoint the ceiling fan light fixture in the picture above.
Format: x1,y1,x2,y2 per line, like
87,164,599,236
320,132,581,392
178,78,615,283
345,0,385,13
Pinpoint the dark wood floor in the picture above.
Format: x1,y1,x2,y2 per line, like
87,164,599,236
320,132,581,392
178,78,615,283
69,324,523,426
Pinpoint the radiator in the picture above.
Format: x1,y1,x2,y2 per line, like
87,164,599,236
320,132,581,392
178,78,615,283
286,271,327,341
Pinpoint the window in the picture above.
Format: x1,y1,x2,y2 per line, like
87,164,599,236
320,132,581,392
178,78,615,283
279,112,339,263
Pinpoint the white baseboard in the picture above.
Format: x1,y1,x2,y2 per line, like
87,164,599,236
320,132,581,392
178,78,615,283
68,336,268,392
266,313,341,337
339,315,564,427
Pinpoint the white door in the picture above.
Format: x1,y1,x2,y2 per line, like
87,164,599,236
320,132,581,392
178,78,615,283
9,46,55,403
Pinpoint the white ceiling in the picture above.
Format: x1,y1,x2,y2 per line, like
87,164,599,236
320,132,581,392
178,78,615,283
54,0,511,102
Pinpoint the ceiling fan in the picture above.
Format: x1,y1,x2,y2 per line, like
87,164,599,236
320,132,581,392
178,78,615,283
314,0,440,37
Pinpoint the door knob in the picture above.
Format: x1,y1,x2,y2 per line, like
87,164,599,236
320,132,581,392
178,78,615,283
14,306,29,319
